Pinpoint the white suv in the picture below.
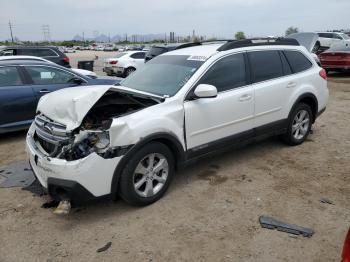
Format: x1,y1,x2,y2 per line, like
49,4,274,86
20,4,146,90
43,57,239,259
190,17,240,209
26,39,328,206
103,51,146,77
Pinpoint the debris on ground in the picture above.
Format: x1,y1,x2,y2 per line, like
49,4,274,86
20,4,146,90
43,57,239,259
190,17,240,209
259,216,314,237
53,200,71,215
0,161,35,188
97,242,112,253
320,198,335,205
41,200,59,209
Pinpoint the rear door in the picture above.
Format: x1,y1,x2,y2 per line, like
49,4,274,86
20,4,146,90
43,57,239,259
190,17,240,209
249,50,294,132
130,52,146,69
184,52,254,152
22,65,86,100
0,66,37,129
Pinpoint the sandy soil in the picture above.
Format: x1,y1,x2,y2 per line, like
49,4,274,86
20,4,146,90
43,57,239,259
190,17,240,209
0,75,349,262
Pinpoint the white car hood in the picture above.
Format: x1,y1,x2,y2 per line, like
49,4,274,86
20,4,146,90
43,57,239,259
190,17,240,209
37,85,163,131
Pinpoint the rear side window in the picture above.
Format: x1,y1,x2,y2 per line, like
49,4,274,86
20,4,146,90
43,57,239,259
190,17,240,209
0,67,22,86
283,50,312,73
198,53,247,92
25,66,75,85
130,52,145,59
0,49,16,56
248,51,283,83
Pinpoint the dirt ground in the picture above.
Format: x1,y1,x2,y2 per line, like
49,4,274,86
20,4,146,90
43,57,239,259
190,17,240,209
0,70,349,261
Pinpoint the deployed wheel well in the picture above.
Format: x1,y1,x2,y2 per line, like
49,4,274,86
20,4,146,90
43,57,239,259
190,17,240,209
152,138,184,169
298,96,317,122
111,133,185,199
292,94,318,123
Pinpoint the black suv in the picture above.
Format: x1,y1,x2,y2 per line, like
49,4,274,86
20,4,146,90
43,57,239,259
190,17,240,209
0,46,70,68
145,43,198,62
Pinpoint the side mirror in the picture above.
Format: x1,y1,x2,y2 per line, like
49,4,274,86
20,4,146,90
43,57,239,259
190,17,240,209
69,77,84,85
193,84,218,99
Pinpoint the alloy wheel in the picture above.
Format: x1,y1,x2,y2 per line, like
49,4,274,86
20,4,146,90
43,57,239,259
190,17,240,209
133,153,169,198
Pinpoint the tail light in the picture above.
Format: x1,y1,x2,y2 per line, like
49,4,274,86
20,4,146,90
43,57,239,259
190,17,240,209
109,60,118,65
63,55,70,63
342,229,350,262
319,69,327,80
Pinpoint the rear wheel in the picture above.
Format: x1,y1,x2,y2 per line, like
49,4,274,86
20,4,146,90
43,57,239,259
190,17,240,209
118,142,175,206
282,103,313,146
124,67,136,77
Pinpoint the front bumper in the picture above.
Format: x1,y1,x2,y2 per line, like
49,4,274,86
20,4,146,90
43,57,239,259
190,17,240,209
26,124,122,202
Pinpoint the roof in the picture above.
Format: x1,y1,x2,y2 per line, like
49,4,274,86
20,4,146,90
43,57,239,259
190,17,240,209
0,46,59,49
164,43,223,57
0,59,60,67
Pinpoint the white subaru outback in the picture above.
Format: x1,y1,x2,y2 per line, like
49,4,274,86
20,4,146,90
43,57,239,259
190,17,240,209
26,39,329,206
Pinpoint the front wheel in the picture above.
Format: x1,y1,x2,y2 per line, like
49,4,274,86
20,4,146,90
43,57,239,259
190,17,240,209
118,142,175,206
281,103,313,146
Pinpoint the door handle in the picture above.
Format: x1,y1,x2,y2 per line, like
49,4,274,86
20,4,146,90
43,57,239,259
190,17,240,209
239,94,252,102
286,82,297,88
39,89,50,94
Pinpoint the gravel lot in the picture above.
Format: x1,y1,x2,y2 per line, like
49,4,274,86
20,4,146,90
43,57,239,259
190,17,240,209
0,61,349,261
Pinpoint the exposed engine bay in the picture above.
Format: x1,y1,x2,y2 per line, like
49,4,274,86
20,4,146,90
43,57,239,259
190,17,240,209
34,91,160,161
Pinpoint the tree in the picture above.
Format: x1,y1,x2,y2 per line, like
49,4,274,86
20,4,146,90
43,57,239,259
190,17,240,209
235,31,246,40
285,27,299,36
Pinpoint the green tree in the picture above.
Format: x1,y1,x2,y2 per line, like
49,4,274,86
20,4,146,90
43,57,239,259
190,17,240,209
285,27,299,36
235,31,246,40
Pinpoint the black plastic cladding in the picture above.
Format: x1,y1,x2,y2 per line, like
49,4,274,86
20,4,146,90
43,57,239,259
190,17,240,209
217,38,300,52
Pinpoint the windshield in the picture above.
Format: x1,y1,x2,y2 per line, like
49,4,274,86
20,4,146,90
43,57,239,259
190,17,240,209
147,46,167,57
340,33,350,40
121,55,204,96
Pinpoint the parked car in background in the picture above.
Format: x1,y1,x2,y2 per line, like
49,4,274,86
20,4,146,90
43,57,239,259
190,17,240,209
317,32,350,50
0,56,98,78
342,229,350,262
0,60,120,133
63,47,76,53
0,46,70,67
26,38,328,207
103,51,146,77
318,45,350,72
145,43,197,62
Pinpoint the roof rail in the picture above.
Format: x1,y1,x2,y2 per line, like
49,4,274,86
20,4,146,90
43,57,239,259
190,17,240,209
174,40,231,50
217,38,300,52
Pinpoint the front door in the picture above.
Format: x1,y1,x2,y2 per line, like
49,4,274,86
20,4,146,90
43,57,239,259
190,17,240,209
184,53,254,152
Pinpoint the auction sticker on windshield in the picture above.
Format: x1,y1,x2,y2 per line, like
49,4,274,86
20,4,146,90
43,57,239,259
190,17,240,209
187,55,208,61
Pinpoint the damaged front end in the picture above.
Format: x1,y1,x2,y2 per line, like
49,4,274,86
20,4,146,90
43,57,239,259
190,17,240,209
34,90,160,161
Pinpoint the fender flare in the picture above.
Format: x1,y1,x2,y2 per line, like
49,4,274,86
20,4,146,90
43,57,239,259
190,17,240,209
110,132,186,198
288,92,318,122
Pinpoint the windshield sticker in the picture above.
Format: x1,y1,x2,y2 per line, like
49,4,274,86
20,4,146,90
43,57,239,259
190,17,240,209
187,55,208,61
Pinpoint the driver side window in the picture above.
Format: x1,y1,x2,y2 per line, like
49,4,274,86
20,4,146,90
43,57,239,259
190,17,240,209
197,53,247,92
25,66,76,85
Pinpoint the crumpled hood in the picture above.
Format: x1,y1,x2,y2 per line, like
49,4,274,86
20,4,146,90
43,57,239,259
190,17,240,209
37,85,162,131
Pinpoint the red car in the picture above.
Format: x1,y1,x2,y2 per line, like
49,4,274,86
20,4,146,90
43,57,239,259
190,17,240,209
319,46,350,72
342,229,350,262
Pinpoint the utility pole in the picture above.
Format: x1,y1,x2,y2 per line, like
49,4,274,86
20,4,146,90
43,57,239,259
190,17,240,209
42,24,51,42
8,20,14,43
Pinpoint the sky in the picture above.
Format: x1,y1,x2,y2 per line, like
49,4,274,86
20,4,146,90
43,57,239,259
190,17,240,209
0,0,349,41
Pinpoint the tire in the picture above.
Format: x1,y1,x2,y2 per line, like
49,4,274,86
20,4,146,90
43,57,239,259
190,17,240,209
118,142,175,206
124,67,135,77
281,103,313,146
